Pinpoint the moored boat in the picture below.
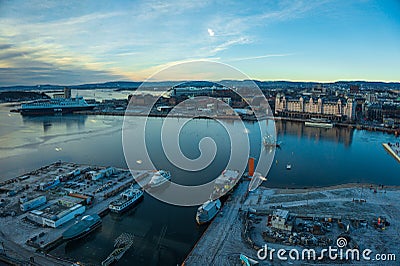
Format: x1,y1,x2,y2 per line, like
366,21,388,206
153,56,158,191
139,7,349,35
196,199,221,225
19,96,96,116
304,118,333,128
212,169,240,199
148,170,171,188
109,186,143,213
62,214,102,240
262,135,281,148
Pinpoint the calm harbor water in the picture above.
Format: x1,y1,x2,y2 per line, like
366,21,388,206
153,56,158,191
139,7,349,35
0,95,399,265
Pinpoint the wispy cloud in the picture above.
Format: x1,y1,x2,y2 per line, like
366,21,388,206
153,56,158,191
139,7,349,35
227,53,294,62
0,1,326,84
209,37,252,54
1,0,397,84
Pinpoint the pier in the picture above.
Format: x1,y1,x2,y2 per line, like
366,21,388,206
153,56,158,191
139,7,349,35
0,162,154,265
383,142,400,163
183,182,400,265
183,181,252,265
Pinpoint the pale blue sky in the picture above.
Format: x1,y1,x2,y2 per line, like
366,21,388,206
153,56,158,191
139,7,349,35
0,0,399,85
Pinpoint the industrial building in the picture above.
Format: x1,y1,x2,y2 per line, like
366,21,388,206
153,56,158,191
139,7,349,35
27,201,85,228
87,167,116,181
39,178,60,191
269,209,293,232
20,195,47,212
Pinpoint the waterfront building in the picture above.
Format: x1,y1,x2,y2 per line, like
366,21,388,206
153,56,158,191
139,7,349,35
365,103,400,125
87,167,115,181
20,195,47,212
275,94,355,121
53,87,72,99
27,202,85,228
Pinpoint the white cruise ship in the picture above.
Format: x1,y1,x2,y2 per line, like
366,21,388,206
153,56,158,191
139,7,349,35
19,96,96,115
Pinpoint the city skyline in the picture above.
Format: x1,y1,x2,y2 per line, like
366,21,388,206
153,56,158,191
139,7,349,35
0,0,400,86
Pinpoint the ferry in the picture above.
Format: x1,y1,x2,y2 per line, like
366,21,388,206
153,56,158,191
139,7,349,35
304,118,333,128
19,96,96,115
109,186,144,213
62,214,102,240
196,199,221,225
148,170,171,188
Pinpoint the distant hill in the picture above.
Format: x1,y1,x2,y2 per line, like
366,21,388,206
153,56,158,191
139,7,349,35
1,80,399,91
0,91,50,103
0,81,142,91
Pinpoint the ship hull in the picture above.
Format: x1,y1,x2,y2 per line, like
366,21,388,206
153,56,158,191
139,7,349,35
149,178,170,188
196,200,221,225
196,211,219,225
20,105,95,116
304,121,333,128
62,220,102,241
109,194,143,213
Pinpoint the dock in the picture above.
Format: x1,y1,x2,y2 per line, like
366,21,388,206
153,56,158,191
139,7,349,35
382,142,400,163
183,182,400,265
0,161,154,265
183,181,253,266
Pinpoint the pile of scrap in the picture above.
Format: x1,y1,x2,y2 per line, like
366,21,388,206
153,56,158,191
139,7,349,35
101,233,134,266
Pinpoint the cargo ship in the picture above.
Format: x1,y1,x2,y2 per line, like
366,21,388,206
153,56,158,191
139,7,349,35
304,118,333,128
109,186,144,213
211,169,240,199
196,199,221,225
62,214,102,240
19,96,96,115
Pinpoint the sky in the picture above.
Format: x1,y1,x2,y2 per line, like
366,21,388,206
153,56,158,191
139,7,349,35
0,0,399,86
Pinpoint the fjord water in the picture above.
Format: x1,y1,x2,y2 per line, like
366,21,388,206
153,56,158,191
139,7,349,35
0,100,399,265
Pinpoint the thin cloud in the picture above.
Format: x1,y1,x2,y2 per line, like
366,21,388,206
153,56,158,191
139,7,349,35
210,37,251,54
227,53,294,62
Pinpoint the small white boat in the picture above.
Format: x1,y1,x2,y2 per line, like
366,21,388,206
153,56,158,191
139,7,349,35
196,199,221,225
148,170,171,188
262,135,281,148
286,164,292,170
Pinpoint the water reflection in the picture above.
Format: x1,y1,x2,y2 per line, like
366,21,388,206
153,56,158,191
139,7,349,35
22,115,88,132
275,120,354,147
